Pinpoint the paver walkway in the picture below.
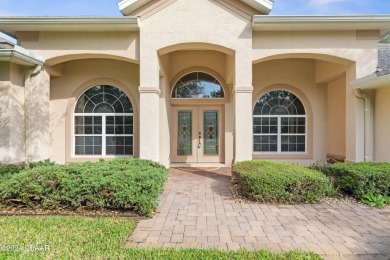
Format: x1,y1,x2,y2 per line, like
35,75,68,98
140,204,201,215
126,168,390,259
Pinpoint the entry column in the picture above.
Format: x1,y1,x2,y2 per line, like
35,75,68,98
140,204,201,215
139,87,160,162
138,48,160,162
234,50,253,162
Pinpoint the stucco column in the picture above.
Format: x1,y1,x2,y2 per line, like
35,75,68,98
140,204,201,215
139,88,160,162
234,88,253,162
138,39,161,162
234,49,253,162
28,68,50,161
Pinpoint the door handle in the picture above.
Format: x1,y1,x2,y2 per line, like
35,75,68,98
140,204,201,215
198,131,201,148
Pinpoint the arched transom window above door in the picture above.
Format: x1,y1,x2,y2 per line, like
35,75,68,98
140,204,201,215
253,90,306,153
172,72,225,99
74,85,134,157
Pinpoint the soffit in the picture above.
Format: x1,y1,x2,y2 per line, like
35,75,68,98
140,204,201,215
0,17,139,38
118,0,273,15
253,15,390,31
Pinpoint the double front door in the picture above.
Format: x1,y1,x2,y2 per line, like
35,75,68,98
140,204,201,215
172,106,223,163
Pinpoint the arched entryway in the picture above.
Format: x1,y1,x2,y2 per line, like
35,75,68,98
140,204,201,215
170,71,226,164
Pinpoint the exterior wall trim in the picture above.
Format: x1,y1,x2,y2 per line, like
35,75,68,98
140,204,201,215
138,87,161,95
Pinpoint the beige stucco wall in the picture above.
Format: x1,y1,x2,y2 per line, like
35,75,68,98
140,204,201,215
327,77,346,158
0,62,26,163
253,58,328,165
374,87,390,162
50,58,139,163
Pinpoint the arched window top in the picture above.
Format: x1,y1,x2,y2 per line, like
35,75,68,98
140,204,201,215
254,90,305,116
172,72,225,99
75,85,133,114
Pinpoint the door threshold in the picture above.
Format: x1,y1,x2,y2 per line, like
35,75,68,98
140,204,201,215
170,163,227,168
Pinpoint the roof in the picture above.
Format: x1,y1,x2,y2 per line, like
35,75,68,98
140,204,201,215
253,15,390,31
0,37,45,66
118,0,274,15
350,44,390,90
0,17,139,38
377,44,390,76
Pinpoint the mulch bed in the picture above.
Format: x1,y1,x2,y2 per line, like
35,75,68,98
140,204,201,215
0,205,142,219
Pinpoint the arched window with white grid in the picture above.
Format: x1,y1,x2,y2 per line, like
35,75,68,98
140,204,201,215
253,90,306,153
74,85,133,156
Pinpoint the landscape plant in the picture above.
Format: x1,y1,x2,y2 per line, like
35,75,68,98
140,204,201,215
0,158,168,216
233,160,333,204
326,162,390,206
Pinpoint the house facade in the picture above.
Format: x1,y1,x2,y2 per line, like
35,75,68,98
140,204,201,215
0,0,390,167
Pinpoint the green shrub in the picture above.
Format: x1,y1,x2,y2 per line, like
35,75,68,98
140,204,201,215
233,161,332,203
0,158,168,216
0,159,54,177
326,162,390,200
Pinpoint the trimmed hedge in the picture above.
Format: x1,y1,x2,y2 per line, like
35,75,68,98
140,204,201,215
233,161,332,203
0,159,168,216
0,160,54,177
326,162,390,199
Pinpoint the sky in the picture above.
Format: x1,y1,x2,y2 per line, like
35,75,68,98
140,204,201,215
0,0,389,16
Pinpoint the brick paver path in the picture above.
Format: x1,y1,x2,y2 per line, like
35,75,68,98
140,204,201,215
126,168,390,259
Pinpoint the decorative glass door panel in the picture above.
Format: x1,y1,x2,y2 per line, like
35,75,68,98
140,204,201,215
177,111,192,156
203,111,218,155
172,106,223,163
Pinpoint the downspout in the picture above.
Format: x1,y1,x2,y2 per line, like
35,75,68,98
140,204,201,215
354,89,373,162
24,65,42,162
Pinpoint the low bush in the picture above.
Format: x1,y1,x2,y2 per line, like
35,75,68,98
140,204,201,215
0,159,54,177
326,162,390,200
0,158,168,215
233,161,332,204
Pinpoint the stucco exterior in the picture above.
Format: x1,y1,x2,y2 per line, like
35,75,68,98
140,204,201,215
0,0,390,166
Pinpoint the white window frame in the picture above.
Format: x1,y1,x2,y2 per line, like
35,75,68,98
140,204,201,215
253,115,307,154
73,114,134,158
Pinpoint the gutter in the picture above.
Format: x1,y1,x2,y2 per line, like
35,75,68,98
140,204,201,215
252,15,390,31
350,73,390,90
353,90,373,162
0,45,45,65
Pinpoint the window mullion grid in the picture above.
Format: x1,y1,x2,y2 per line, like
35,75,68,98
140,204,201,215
277,116,281,153
102,115,106,157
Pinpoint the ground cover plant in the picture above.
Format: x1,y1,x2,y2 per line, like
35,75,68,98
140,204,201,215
0,216,322,259
233,161,333,203
0,159,168,216
326,162,390,207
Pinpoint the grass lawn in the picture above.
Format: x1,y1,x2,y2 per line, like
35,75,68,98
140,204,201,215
0,216,322,259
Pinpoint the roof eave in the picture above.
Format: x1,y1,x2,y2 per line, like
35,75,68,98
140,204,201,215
351,73,390,90
0,17,139,37
253,15,390,31
0,45,45,66
118,0,274,15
